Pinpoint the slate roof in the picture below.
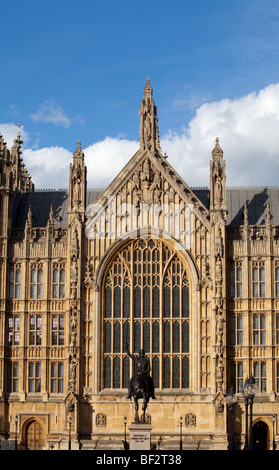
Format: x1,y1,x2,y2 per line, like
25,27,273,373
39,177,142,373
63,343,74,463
11,187,279,229
192,187,279,226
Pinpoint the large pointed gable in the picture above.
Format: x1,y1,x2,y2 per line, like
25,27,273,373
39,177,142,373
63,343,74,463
89,80,210,228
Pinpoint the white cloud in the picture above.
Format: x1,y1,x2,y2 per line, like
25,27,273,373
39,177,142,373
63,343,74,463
162,83,279,187
23,147,72,188
21,138,138,190
2,83,279,190
0,122,29,148
30,100,71,128
84,137,138,188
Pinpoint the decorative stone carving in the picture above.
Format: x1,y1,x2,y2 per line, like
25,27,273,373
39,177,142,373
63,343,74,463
96,413,106,427
185,413,196,427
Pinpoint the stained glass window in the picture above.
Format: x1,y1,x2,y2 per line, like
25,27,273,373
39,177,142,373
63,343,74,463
143,322,150,353
113,322,121,353
114,286,121,318
103,239,190,390
152,356,159,388
173,356,180,388
104,357,111,388
134,321,141,353
152,321,159,353
173,321,180,353
105,322,111,353
163,357,171,388
164,321,171,353
123,356,130,389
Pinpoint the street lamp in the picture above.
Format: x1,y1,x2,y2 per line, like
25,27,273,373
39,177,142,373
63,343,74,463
123,416,128,450
14,415,18,451
179,416,183,451
272,414,276,451
226,386,237,450
242,376,258,450
68,414,72,450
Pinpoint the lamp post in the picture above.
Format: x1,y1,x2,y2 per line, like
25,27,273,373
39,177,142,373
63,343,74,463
179,416,183,451
226,386,237,450
123,416,128,450
272,414,276,451
14,415,18,451
242,376,258,450
68,414,72,451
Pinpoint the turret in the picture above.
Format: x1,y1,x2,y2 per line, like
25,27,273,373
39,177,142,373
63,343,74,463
68,140,87,223
139,78,161,154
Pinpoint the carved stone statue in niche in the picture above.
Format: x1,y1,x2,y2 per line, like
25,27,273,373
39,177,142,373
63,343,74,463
131,160,163,206
73,163,82,204
141,158,152,188
216,307,225,347
215,253,222,283
132,170,140,191
216,354,224,392
144,111,152,146
215,227,223,257
214,176,222,202
71,257,78,282
68,354,77,392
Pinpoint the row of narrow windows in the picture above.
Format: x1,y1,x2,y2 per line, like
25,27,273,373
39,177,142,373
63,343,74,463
230,261,279,298
8,261,279,300
230,313,279,345
8,314,64,346
9,265,65,299
6,361,64,394
9,311,279,348
6,245,279,394
7,359,279,395
231,361,279,394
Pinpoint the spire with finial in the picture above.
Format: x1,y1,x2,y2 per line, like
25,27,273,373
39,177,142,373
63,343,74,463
212,137,223,160
210,137,226,213
139,78,160,153
266,201,272,236
244,201,249,226
69,139,87,215
73,139,84,161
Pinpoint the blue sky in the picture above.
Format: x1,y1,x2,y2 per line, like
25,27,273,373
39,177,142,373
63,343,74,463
1,0,279,189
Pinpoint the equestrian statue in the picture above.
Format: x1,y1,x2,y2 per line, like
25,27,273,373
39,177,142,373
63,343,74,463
125,345,156,423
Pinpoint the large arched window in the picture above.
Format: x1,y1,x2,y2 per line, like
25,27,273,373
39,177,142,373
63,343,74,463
103,239,190,390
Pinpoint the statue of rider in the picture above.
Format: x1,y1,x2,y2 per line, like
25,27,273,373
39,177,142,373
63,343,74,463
126,346,156,400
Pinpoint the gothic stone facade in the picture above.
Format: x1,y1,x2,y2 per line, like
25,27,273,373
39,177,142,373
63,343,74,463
1,80,279,450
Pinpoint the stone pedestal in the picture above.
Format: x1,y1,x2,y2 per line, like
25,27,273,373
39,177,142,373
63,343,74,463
128,423,152,450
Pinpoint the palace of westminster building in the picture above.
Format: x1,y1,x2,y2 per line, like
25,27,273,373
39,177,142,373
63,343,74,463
1,80,279,450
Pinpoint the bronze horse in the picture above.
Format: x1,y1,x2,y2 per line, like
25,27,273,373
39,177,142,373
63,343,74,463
130,371,152,423
126,346,156,423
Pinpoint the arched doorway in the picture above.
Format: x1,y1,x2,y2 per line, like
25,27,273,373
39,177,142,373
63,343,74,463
253,420,269,450
25,420,43,450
